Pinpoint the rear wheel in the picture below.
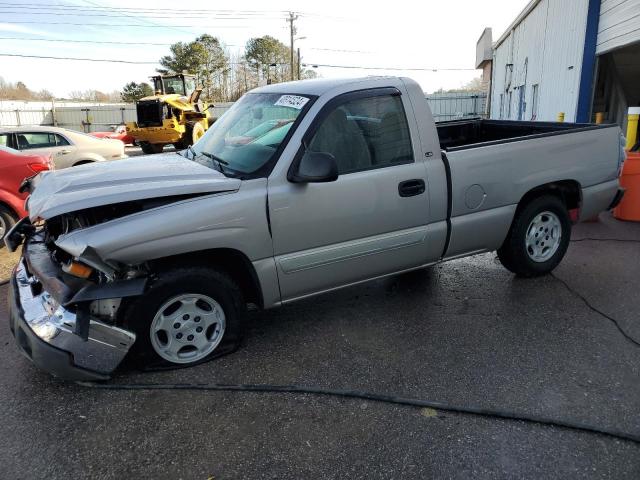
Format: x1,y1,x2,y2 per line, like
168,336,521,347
0,205,18,249
140,142,164,154
497,195,571,277
123,267,245,369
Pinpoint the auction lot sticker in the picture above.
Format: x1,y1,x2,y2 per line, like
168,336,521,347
274,95,309,109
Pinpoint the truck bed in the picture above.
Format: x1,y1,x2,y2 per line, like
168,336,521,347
436,118,611,151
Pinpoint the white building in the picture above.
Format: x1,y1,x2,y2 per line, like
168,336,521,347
483,0,640,127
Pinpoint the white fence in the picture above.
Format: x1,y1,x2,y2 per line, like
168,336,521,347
0,93,486,132
0,100,234,133
425,91,488,121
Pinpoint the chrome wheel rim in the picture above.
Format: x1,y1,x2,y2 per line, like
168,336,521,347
150,293,226,364
0,215,6,239
525,211,562,263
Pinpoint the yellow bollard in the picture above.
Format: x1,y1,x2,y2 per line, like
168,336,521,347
557,112,565,122
626,107,640,150
595,112,604,124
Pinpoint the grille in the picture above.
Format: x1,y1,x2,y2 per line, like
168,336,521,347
136,99,164,127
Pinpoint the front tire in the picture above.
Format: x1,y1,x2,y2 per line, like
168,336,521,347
0,205,18,249
140,142,164,154
123,267,245,369
175,121,206,150
497,195,571,277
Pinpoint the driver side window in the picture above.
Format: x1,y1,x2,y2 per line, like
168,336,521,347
308,94,414,175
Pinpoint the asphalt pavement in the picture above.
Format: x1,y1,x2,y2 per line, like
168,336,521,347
1,213,639,479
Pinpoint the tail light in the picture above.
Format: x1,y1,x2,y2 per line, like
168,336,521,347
28,163,51,173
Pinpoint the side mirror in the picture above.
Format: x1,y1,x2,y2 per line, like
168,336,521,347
289,151,339,183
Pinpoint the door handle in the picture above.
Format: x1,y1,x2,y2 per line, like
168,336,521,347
398,179,425,197
58,149,70,155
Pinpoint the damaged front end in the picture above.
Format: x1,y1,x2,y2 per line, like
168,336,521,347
6,212,149,380
6,154,241,379
5,192,197,380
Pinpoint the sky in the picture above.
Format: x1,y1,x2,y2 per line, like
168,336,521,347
0,0,531,97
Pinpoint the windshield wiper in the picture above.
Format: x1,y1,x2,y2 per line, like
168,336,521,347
199,150,229,174
200,150,228,165
183,146,228,174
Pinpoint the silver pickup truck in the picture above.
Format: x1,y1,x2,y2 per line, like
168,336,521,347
6,76,625,380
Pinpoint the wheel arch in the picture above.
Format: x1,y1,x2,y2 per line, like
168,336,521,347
73,159,96,166
149,248,265,309
516,180,582,222
0,199,21,219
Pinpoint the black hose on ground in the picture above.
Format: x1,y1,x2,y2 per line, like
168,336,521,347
78,381,640,445
571,238,640,244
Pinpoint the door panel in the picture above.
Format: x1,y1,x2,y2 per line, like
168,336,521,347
270,162,431,300
14,132,77,168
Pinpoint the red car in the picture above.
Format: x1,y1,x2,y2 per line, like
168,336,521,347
90,125,136,145
0,145,53,246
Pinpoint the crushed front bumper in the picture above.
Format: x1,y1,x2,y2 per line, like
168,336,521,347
8,260,136,381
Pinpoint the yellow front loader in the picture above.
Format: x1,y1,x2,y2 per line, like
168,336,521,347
126,74,212,154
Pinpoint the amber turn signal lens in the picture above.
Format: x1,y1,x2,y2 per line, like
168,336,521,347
63,261,93,279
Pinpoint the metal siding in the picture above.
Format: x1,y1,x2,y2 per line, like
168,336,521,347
597,0,640,54
490,0,589,122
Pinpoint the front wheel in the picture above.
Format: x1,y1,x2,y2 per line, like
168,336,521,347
175,121,206,150
140,142,164,154
122,267,245,369
497,195,571,277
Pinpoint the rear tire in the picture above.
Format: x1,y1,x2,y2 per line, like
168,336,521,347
122,267,245,370
0,205,18,249
140,142,164,154
497,195,571,277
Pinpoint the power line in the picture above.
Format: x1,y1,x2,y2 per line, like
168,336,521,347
0,36,369,54
0,52,159,64
0,21,260,28
0,52,291,66
0,2,289,14
309,47,373,54
0,52,477,72
0,10,288,20
77,0,192,36
303,63,477,72
0,36,175,46
0,36,246,48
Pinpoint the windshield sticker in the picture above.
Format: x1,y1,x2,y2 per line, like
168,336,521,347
274,95,309,109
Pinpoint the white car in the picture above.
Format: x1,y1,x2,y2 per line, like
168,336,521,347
0,126,127,169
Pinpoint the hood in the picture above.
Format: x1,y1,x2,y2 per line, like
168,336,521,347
27,153,241,220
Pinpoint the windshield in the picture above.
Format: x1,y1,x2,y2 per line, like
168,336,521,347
163,76,186,96
190,92,311,175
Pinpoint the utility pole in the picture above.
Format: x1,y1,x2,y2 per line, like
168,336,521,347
287,12,298,81
297,48,301,80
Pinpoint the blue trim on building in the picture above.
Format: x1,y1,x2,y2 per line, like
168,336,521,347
576,0,601,123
